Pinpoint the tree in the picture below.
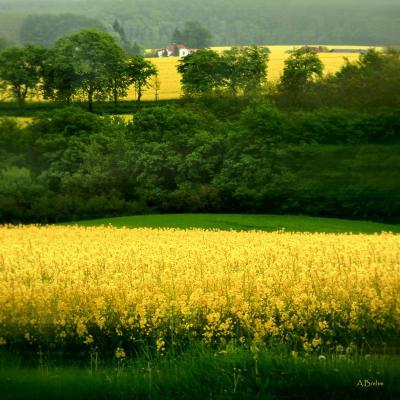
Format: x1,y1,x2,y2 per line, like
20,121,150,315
326,49,400,109
41,47,80,104
52,29,128,112
172,28,184,44
173,21,213,48
177,49,225,97
107,60,130,107
223,46,269,95
113,19,143,56
113,20,128,44
172,45,180,57
126,56,158,107
129,42,143,56
279,49,324,104
0,45,45,108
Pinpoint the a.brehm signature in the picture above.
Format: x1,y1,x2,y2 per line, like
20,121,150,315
356,379,384,388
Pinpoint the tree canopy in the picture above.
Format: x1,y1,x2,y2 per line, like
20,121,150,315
177,46,269,97
0,45,44,106
51,29,128,111
172,21,213,48
19,14,108,47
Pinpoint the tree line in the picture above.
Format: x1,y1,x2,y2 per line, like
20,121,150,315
178,46,400,111
1,0,399,48
0,28,267,112
1,25,399,113
0,29,157,112
1,103,399,224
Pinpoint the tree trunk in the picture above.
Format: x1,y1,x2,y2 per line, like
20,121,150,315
17,87,25,113
114,88,118,107
136,83,142,110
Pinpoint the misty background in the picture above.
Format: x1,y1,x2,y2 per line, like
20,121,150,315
0,0,399,49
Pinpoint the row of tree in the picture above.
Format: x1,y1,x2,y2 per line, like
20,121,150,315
1,30,399,112
0,29,157,111
0,31,271,111
178,47,270,96
178,47,400,110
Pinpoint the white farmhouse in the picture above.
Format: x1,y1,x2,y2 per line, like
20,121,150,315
157,44,197,58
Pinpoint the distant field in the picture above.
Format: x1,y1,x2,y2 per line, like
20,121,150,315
0,114,133,126
0,116,32,126
135,45,375,100
1,45,375,104
65,213,400,234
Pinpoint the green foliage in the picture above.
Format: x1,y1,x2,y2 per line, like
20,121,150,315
239,101,285,143
1,348,400,400
178,46,268,97
326,49,400,109
41,47,81,104
0,45,45,107
223,46,269,95
0,166,48,221
51,29,128,111
0,104,399,223
275,49,400,110
177,49,225,97
172,21,213,48
19,14,108,47
279,49,324,105
112,19,143,56
126,56,158,105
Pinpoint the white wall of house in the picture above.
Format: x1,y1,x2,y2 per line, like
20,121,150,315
158,47,192,57
157,49,173,57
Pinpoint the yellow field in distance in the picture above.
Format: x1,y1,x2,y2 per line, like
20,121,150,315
136,45,375,101
1,45,376,103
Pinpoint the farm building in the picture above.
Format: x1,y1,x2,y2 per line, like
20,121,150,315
157,44,197,57
330,48,369,53
287,46,370,54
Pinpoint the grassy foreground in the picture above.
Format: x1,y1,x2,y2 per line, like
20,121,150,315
1,348,398,400
69,213,400,234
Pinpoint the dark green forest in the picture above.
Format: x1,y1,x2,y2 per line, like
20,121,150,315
0,0,399,47
1,101,400,224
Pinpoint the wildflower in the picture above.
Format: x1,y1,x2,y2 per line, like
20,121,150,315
115,347,126,359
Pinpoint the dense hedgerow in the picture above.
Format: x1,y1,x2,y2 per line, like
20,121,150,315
1,105,399,223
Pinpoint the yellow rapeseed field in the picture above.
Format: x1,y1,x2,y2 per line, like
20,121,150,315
13,45,374,102
136,45,375,100
0,226,399,356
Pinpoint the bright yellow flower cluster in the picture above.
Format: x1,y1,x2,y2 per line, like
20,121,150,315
0,226,399,356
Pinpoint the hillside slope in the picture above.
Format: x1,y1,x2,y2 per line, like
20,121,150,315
0,0,399,47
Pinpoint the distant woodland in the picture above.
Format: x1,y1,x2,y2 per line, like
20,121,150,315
0,0,399,48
